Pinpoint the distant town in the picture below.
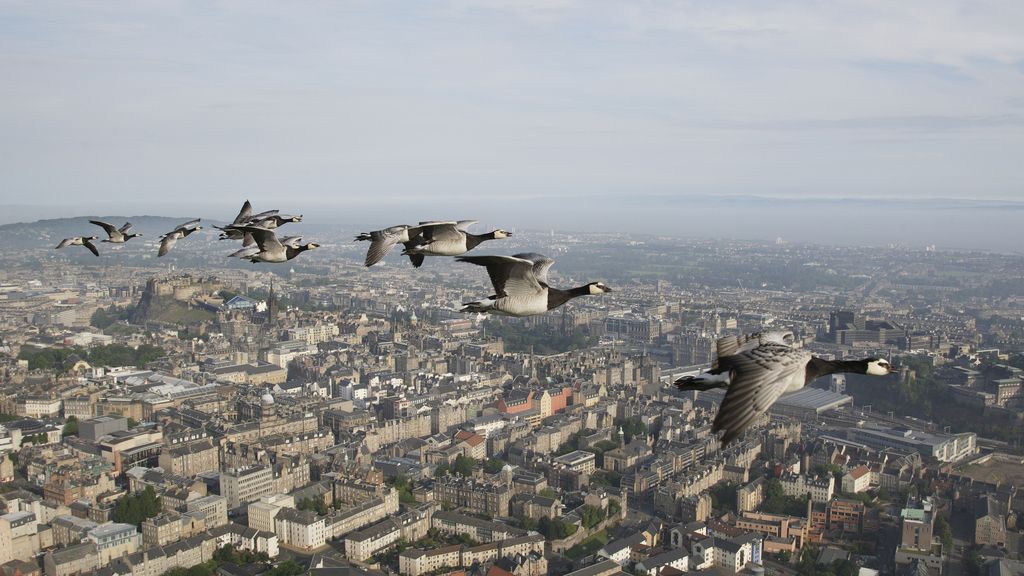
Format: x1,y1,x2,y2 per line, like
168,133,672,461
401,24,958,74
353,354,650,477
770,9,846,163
0,219,1022,576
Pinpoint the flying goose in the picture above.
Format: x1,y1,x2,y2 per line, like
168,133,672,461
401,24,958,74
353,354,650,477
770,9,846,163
55,236,100,257
675,343,894,446
90,220,142,244
676,330,797,392
457,252,611,317
230,226,319,263
215,200,256,243
158,219,202,257
355,224,421,267
402,221,511,265
250,213,302,229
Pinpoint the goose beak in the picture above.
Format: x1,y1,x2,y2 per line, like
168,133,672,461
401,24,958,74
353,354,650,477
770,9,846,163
604,287,614,293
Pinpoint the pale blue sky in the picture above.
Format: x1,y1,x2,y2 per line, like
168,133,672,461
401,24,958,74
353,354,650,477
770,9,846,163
1,0,1023,212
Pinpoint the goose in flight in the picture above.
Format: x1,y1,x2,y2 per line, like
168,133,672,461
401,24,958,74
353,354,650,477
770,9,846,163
158,219,202,257
355,224,423,267
402,221,511,266
355,220,505,268
677,330,796,392
457,252,611,317
56,236,100,257
675,343,894,446
215,200,257,244
229,226,319,263
90,220,142,244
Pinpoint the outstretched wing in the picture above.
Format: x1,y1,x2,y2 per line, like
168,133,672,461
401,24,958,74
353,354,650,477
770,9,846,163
89,220,118,237
713,345,811,446
56,238,74,249
714,331,794,369
361,226,409,267
455,220,478,231
233,200,253,225
158,234,178,257
177,218,201,231
512,253,555,285
237,226,283,253
82,238,100,257
247,210,279,222
420,223,463,243
457,255,544,298
279,236,303,249
119,222,135,234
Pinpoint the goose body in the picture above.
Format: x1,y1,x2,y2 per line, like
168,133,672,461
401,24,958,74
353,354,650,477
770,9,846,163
402,221,510,259
355,224,422,267
457,253,611,317
231,226,318,263
56,236,100,256
216,202,289,247
674,344,894,446
158,219,202,257
90,220,142,244
676,330,797,392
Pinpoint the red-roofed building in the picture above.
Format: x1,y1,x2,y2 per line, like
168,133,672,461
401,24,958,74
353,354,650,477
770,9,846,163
453,430,487,460
496,390,534,415
842,465,871,494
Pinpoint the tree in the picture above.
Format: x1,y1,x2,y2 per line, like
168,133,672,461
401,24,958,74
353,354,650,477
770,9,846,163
435,461,450,477
113,486,162,528
763,478,807,516
483,457,506,474
297,497,328,516
62,416,78,438
936,515,953,553
90,307,115,330
265,561,304,576
608,498,622,518
615,417,647,444
389,475,418,505
581,505,607,529
452,454,476,477
537,516,577,540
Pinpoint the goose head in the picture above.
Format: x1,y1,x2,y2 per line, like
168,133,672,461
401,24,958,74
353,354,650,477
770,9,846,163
864,358,895,376
491,229,512,239
588,282,613,295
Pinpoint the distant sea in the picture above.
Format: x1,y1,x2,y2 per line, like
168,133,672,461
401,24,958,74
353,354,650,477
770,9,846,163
2,195,1021,253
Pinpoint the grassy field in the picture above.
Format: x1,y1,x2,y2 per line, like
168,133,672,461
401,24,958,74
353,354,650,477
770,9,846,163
152,300,215,325
564,529,609,560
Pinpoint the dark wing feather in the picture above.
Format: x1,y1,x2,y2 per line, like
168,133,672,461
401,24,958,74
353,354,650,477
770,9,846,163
236,226,283,252
363,226,408,266
456,255,542,297
713,345,811,446
82,239,100,257
233,200,253,225
89,220,118,237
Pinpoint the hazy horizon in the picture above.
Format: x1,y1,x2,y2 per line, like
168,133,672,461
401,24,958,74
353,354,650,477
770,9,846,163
4,194,1023,253
2,1,1022,250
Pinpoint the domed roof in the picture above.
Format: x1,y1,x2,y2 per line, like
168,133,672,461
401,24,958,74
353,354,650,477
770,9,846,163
261,393,275,405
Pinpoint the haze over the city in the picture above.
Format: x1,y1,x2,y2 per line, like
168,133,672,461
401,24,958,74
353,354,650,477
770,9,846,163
2,1,1023,249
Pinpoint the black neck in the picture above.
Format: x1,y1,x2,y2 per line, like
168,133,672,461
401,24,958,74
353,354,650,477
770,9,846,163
286,245,310,259
806,357,867,382
547,285,591,310
465,231,496,250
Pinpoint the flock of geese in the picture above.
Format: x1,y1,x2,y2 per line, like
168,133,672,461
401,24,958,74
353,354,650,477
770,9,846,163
54,200,896,447
55,201,317,263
